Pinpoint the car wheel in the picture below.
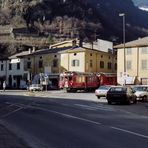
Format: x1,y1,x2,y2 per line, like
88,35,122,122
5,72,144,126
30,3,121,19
134,98,137,104
142,96,147,102
97,96,100,99
108,100,112,105
127,99,132,105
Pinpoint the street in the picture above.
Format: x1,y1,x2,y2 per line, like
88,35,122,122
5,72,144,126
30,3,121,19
0,90,148,148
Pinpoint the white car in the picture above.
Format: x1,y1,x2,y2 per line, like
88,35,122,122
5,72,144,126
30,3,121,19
95,85,112,99
133,85,148,101
28,84,43,91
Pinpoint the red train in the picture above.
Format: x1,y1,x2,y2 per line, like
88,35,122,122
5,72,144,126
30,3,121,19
59,71,117,92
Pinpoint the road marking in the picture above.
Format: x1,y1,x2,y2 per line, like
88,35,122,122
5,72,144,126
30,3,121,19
1,106,23,118
26,104,102,126
111,126,148,139
48,110,101,125
74,104,115,111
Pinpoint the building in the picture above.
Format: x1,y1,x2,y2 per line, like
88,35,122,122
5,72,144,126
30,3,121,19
82,39,113,53
0,55,8,88
60,46,117,73
114,36,148,85
0,52,30,89
0,39,117,89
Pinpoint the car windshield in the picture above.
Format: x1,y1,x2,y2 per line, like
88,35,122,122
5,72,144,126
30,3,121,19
31,84,40,87
133,86,147,91
109,87,127,92
98,86,110,90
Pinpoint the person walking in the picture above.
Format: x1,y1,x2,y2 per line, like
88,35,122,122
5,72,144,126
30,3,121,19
3,81,6,91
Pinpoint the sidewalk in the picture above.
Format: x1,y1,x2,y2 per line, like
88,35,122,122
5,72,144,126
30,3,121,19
0,123,27,148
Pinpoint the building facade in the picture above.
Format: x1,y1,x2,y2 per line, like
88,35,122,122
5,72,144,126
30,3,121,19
115,36,148,85
60,47,117,73
0,52,30,89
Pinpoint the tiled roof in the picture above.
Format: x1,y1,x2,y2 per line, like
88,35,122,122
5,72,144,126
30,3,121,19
9,51,31,59
114,36,148,49
13,44,111,59
29,46,72,55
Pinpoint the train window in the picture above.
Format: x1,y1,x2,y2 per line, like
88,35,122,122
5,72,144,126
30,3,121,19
82,76,85,82
69,76,72,81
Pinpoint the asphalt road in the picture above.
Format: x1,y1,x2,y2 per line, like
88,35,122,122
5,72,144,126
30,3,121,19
0,91,148,148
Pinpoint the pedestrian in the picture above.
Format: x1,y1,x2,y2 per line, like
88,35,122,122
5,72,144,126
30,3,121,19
3,81,6,91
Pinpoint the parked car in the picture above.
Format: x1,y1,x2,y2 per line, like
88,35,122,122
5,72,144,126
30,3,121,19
95,85,112,99
106,86,137,104
28,84,43,91
132,85,148,101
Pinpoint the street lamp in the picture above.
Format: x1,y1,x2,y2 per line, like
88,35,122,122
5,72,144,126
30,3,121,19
119,13,126,85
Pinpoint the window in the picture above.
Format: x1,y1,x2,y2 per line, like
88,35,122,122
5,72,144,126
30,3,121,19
126,60,132,70
141,47,148,54
39,61,43,68
126,48,132,55
53,59,58,67
17,63,20,70
9,63,12,70
115,63,117,70
90,60,93,67
107,62,112,69
27,62,31,69
1,64,3,71
100,61,104,68
72,59,79,66
141,60,147,70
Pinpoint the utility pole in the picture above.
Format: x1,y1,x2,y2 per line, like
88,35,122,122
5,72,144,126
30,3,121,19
119,13,126,85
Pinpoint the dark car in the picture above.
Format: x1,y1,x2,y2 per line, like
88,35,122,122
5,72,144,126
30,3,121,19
106,86,137,104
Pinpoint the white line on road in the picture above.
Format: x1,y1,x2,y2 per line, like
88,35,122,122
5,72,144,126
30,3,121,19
111,126,148,139
45,110,101,125
27,104,102,126
75,104,115,111
1,107,23,118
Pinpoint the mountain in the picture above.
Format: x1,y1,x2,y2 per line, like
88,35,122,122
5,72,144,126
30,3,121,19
132,0,148,7
0,0,148,54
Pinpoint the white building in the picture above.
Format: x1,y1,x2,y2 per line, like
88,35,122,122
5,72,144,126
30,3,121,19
82,39,113,53
0,56,8,88
0,51,30,89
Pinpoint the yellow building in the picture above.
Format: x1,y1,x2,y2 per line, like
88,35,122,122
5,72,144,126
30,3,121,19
60,46,117,73
115,36,148,85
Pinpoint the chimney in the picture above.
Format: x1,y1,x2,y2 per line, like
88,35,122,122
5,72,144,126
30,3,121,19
72,40,77,48
29,48,32,54
32,47,36,52
79,39,82,47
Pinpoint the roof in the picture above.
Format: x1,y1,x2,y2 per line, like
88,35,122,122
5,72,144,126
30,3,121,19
13,44,112,58
114,36,148,49
29,46,72,56
59,46,109,54
9,51,31,59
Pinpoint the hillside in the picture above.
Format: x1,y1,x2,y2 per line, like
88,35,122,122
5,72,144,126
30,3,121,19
133,0,148,7
0,0,148,54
